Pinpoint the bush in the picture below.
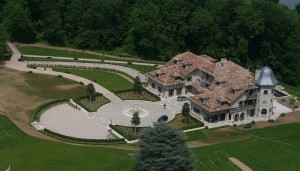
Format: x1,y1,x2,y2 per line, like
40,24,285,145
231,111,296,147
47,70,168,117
64,71,70,74
79,81,84,85
74,57,78,60
57,75,63,78
42,128,126,144
243,123,253,129
27,71,33,73
233,124,237,127
268,119,275,122
127,62,132,65
46,56,52,59
205,126,208,129
280,113,286,117
251,120,256,125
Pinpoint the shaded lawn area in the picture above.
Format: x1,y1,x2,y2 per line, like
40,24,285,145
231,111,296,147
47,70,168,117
53,68,133,91
192,124,300,171
0,115,135,171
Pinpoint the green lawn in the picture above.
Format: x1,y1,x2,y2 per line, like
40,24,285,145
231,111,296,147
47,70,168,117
185,130,206,141
0,115,135,171
122,64,157,73
192,124,300,171
53,68,133,91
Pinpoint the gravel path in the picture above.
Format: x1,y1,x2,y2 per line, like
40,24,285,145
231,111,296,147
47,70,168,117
40,103,109,139
229,157,252,171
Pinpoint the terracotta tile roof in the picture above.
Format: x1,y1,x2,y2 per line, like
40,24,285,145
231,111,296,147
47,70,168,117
146,52,258,112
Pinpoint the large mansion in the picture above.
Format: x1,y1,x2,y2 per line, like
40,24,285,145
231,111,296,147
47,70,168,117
146,52,278,126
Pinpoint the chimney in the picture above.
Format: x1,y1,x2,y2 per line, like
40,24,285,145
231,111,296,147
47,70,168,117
255,69,261,80
220,58,227,66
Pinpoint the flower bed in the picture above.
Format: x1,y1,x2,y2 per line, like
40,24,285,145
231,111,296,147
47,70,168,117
114,89,160,102
73,93,110,112
109,124,148,141
167,114,204,130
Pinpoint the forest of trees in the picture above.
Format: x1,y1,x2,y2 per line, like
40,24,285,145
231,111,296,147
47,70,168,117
0,0,300,85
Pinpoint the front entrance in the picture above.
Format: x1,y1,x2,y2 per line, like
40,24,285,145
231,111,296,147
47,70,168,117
169,89,174,96
177,88,182,95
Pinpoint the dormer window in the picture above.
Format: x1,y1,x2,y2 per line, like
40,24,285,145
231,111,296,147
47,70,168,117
216,82,222,89
200,98,206,103
155,73,160,78
175,76,181,80
231,89,236,94
221,102,226,106
173,60,177,64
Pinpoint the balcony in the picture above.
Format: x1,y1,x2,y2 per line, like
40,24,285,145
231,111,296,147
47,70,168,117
246,94,257,99
230,104,256,113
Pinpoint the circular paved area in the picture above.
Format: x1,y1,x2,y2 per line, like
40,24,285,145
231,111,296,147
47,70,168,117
97,100,175,127
40,103,109,139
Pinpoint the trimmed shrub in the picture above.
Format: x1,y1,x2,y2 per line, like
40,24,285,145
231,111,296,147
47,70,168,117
79,81,84,85
205,126,208,129
243,123,253,129
233,124,237,127
127,62,132,65
74,57,78,60
57,75,63,78
42,128,126,144
27,71,33,73
268,119,275,122
30,99,68,122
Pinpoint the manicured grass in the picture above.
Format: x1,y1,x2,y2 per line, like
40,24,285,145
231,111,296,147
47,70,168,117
53,68,133,91
0,115,135,171
192,124,300,171
122,64,157,73
185,130,206,141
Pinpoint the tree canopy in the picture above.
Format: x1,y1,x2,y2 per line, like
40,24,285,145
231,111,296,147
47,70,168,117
137,122,194,171
0,0,299,85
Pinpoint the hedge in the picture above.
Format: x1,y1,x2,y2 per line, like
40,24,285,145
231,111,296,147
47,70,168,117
109,124,138,141
26,63,139,82
30,99,68,123
42,128,126,145
114,88,160,101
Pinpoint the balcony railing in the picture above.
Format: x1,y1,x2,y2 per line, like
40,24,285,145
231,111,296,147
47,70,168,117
246,94,257,99
230,104,256,113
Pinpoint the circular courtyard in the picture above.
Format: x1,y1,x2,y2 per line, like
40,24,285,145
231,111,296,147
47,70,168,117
97,100,175,127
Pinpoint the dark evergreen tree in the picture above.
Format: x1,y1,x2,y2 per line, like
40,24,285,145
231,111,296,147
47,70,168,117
137,122,194,171
86,83,95,102
133,76,143,93
182,102,190,124
131,111,141,134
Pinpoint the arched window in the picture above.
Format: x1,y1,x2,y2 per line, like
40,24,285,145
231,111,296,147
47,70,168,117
264,90,268,95
261,109,267,114
240,113,245,121
234,114,239,122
